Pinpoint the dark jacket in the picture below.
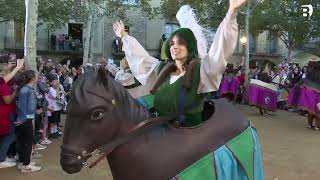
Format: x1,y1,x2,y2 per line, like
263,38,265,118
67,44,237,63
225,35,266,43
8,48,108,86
258,72,272,83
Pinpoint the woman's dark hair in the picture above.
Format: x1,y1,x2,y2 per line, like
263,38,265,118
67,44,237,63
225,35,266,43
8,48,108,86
150,28,200,93
293,66,301,75
225,63,234,74
46,72,58,83
16,70,36,89
165,28,198,66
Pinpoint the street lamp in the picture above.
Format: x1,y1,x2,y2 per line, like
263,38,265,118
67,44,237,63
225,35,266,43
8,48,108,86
240,36,247,45
240,36,247,55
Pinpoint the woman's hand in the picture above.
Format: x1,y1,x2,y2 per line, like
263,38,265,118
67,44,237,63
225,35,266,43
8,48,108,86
16,59,24,70
113,20,127,38
228,0,248,15
14,121,23,126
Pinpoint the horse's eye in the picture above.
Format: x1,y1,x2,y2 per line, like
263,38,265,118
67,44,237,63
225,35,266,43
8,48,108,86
90,109,105,121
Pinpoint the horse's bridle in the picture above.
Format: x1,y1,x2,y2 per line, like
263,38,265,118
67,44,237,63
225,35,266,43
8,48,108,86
61,76,194,169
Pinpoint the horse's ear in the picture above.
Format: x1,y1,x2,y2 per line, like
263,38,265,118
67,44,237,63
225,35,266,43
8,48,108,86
98,67,108,87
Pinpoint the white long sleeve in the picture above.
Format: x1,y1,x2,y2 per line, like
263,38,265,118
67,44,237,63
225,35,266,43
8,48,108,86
121,35,160,86
122,12,238,93
198,12,238,93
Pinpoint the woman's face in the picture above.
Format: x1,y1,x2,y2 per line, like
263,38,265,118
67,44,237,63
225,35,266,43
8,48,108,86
170,36,188,62
120,58,129,69
72,68,77,74
50,79,59,88
0,63,10,76
294,67,299,74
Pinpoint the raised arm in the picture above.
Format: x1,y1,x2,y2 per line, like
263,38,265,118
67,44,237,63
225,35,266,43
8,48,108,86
198,0,247,93
113,21,160,86
233,58,245,74
3,59,24,83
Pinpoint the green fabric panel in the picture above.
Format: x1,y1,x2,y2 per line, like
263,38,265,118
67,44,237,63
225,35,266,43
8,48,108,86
227,127,255,180
176,153,216,180
143,94,154,109
154,63,206,127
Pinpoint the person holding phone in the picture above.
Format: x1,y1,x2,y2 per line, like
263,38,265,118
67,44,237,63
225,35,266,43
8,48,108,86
0,57,24,168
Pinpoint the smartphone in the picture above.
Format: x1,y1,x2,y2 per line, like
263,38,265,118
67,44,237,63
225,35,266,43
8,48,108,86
8,59,17,66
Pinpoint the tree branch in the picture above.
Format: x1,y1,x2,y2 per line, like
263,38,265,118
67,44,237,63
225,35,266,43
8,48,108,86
278,34,289,48
0,19,12,23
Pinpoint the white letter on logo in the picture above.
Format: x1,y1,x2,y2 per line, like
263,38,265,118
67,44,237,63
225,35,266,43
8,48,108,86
301,5,313,18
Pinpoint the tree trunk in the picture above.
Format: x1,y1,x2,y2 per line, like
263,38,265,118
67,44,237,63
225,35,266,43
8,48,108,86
83,2,94,66
287,48,292,62
24,0,38,71
89,21,94,64
244,3,250,87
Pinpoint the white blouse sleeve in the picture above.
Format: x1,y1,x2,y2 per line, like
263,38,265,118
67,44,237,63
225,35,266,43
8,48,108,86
198,12,238,93
121,35,160,86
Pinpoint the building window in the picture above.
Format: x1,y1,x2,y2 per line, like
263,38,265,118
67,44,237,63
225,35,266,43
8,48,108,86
268,31,278,54
249,33,256,53
164,23,180,39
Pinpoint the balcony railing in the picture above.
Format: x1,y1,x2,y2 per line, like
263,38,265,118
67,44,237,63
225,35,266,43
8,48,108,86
236,41,286,57
3,36,83,53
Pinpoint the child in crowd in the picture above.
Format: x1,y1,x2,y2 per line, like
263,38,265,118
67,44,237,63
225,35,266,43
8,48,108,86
46,73,62,139
16,70,42,173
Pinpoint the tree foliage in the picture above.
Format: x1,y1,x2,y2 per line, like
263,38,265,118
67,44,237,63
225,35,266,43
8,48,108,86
0,0,84,29
90,0,153,24
250,0,320,51
150,0,246,30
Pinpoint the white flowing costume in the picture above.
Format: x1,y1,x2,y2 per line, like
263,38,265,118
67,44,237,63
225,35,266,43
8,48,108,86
121,10,238,94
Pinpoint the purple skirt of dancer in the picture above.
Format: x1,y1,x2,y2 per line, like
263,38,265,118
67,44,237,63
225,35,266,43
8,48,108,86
220,76,240,97
287,87,299,107
297,85,320,118
248,79,278,111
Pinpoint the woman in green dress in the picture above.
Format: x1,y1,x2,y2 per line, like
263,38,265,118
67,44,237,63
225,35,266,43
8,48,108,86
113,0,246,127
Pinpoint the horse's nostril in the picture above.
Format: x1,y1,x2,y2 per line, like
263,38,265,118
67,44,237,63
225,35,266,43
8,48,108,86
60,159,83,174
60,154,84,174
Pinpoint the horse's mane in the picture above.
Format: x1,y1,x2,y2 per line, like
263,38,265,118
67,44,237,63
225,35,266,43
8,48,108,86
70,70,151,123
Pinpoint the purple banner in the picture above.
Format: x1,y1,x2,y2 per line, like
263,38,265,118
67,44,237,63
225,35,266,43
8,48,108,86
298,86,320,118
287,88,297,107
248,84,277,111
219,76,240,97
